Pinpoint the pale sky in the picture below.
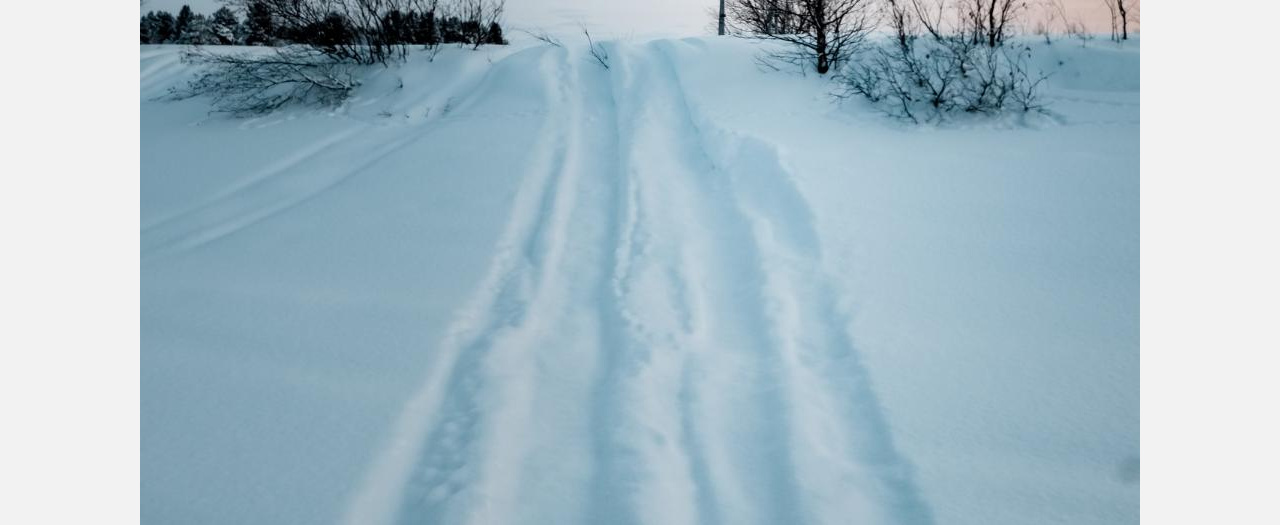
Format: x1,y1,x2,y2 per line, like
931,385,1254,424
140,0,1133,37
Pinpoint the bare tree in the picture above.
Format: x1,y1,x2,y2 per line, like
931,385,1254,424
1039,0,1085,41
1030,0,1092,44
719,0,728,35
727,0,876,74
1102,0,1135,41
1121,0,1137,40
1102,0,1118,40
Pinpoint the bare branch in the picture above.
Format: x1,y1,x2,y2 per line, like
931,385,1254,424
521,28,562,47
582,27,610,69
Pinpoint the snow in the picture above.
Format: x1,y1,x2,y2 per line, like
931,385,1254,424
142,35,1139,524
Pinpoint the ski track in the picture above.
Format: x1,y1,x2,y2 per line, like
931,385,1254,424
139,47,542,262
150,39,938,525
654,39,934,525
140,125,420,261
601,40,812,525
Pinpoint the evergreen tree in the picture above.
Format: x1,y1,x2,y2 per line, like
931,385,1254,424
175,5,194,41
233,20,250,45
141,12,159,44
179,14,220,45
245,1,275,45
382,10,411,44
413,10,440,45
485,22,505,45
308,13,352,52
211,7,240,45
440,16,463,44
459,19,481,45
404,11,420,44
154,11,176,43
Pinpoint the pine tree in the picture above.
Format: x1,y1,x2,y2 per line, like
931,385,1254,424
310,13,352,52
179,14,220,45
211,7,240,45
404,11,420,44
440,16,463,44
233,20,250,45
141,12,158,44
383,10,414,44
459,19,481,45
485,22,505,45
154,11,176,43
175,5,194,41
413,10,440,46
245,1,274,45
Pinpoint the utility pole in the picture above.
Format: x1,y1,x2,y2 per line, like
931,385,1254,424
718,0,726,35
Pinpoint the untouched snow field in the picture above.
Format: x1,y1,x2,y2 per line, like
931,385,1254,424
142,36,1139,525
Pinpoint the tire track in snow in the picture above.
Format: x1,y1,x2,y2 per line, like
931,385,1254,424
593,41,808,525
585,41,714,525
655,39,934,524
342,46,569,525
395,47,576,525
140,126,366,231
430,45,608,525
140,125,415,261
351,45,622,525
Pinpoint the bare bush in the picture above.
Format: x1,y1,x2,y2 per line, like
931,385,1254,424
726,0,876,74
221,0,506,61
838,0,1047,123
170,46,360,116
170,0,510,117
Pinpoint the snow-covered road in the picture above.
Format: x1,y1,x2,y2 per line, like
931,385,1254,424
143,37,1138,525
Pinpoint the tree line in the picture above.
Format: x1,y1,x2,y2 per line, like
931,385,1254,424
142,1,506,47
